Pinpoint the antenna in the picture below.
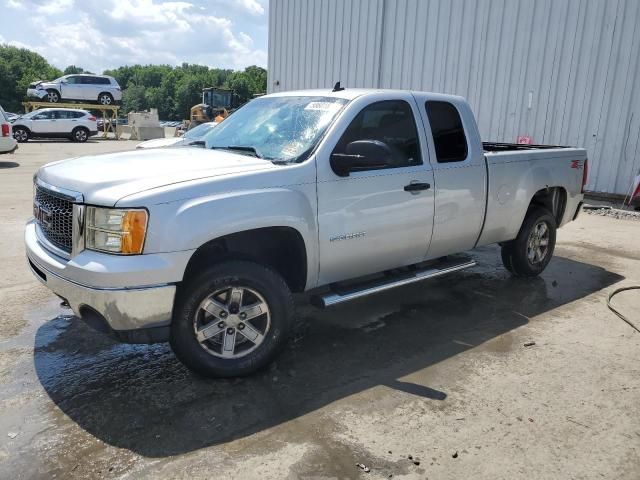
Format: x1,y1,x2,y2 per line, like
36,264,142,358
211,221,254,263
332,81,345,92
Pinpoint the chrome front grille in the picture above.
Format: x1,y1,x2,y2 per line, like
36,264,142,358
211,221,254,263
34,184,74,253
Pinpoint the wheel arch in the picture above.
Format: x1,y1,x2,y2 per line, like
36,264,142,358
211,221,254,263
13,124,31,134
183,226,309,293
527,186,567,226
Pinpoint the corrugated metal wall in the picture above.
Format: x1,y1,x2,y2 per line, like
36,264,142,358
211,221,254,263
268,0,640,194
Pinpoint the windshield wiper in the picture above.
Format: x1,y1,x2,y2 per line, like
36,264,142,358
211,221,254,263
212,145,263,158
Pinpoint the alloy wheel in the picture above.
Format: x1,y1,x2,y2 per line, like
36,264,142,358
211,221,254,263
14,129,28,142
527,220,550,264
193,286,271,359
75,129,87,142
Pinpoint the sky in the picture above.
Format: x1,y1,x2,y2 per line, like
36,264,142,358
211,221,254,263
0,0,268,73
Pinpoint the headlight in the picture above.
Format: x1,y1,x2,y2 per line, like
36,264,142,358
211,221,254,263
85,207,148,255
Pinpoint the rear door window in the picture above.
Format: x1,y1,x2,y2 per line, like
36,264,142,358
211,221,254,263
425,101,468,163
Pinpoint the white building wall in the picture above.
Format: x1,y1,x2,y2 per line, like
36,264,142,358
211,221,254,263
268,0,640,195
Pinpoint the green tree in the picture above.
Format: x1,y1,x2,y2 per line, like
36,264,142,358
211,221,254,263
0,44,62,112
1,45,268,118
63,65,85,75
121,83,147,113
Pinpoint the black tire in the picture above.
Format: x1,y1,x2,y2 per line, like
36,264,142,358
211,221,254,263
501,207,557,277
71,127,89,143
13,127,29,143
46,89,60,103
170,260,294,378
97,92,114,105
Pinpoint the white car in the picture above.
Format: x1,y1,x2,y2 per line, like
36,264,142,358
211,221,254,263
27,74,122,105
12,108,98,143
136,122,218,149
0,105,18,154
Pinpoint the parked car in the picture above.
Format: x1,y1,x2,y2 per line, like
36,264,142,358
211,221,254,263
136,122,218,149
4,111,19,122
0,105,18,154
26,89,587,377
27,74,122,105
12,108,97,143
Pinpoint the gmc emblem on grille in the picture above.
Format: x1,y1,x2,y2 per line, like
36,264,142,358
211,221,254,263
33,201,52,229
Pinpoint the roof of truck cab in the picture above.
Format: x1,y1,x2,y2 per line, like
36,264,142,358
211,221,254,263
265,88,466,102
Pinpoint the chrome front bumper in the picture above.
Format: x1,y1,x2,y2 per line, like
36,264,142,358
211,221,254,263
25,220,183,343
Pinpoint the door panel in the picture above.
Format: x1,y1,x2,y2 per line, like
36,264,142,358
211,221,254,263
30,111,56,134
317,168,435,284
61,76,83,100
413,95,487,260
54,110,77,134
316,94,435,286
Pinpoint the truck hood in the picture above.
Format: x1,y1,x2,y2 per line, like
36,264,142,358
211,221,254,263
135,137,185,149
37,147,277,206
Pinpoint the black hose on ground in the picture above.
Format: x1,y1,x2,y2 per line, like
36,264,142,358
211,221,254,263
607,286,640,333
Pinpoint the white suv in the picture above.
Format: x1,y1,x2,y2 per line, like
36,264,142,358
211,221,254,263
0,105,18,154
12,108,98,143
27,74,122,105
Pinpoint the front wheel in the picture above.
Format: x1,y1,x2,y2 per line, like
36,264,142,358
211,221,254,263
46,89,60,103
170,260,294,378
501,207,557,277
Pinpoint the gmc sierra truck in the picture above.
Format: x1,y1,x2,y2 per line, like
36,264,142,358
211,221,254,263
26,88,588,377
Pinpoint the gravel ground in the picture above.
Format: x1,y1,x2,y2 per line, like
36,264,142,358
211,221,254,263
0,141,639,479
585,206,640,221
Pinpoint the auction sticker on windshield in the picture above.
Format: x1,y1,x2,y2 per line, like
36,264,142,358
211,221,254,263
304,102,343,112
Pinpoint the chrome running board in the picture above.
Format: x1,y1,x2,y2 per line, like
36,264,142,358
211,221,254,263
312,257,476,308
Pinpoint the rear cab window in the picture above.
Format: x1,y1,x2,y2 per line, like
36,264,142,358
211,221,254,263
425,101,468,163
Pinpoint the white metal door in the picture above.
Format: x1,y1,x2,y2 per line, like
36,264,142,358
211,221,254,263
60,76,83,101
316,94,435,286
30,111,56,134
413,94,487,259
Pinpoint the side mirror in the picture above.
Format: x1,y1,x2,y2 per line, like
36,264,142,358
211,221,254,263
330,140,392,177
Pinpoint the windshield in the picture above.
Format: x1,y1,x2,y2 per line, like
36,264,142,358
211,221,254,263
203,96,348,162
184,122,217,139
20,110,40,119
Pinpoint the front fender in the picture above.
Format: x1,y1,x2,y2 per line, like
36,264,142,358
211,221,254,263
143,185,319,288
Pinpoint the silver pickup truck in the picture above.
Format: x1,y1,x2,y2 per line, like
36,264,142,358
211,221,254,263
26,88,588,377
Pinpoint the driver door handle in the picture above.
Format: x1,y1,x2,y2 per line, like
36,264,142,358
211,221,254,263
404,182,430,192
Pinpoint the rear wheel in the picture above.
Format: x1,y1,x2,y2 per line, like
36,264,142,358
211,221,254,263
71,127,89,143
46,89,60,103
97,92,114,105
501,207,557,277
170,260,294,377
13,127,29,143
